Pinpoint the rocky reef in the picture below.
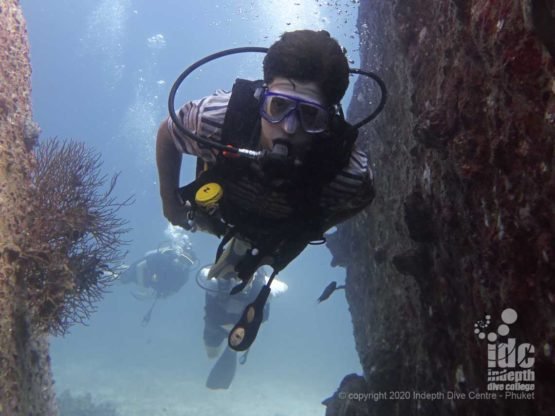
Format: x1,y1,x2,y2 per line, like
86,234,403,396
326,0,554,415
0,3,129,414
0,2,56,414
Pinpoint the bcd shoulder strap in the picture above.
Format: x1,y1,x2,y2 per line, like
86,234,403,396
220,78,265,149
193,79,263,179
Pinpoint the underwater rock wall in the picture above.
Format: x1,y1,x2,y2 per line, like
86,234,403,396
329,0,554,414
0,2,56,415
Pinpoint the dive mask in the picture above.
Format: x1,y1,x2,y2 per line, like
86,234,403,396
260,90,330,134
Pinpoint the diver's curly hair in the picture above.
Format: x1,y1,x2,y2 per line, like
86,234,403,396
263,30,349,105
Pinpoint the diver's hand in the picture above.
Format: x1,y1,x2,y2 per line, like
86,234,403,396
162,196,191,230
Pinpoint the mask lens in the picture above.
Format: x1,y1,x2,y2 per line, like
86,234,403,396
263,95,296,122
260,91,329,133
298,103,328,133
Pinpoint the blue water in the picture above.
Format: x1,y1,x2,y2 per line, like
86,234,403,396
21,1,364,414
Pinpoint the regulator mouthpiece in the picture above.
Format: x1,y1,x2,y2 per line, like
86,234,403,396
270,139,291,158
258,139,300,181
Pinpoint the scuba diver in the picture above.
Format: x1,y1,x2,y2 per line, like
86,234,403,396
156,30,385,351
119,226,197,325
197,267,287,389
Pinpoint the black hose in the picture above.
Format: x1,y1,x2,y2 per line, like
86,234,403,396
167,47,387,155
168,47,268,155
349,68,388,129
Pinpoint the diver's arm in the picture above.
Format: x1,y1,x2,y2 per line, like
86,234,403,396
157,91,229,227
166,92,229,162
320,147,375,230
156,121,189,228
322,175,374,231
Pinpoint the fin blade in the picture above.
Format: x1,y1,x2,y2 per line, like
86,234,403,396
206,348,237,390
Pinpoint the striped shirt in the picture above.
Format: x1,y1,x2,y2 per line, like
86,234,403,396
167,89,374,228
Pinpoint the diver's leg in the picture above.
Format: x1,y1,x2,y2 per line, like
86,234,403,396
203,322,227,359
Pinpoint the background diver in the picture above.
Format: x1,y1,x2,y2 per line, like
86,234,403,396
119,226,197,325
197,266,287,389
156,29,383,351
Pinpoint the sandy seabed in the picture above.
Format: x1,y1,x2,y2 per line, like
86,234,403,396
54,358,327,416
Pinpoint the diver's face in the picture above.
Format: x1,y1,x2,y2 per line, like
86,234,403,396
259,77,327,156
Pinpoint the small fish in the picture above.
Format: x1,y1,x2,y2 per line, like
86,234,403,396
317,281,346,303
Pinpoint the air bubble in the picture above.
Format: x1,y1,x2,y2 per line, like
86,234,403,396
147,33,166,49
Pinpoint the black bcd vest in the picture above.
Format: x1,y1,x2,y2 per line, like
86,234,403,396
181,78,359,257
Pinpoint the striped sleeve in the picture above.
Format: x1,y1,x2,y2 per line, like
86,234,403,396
320,147,374,226
166,89,231,162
